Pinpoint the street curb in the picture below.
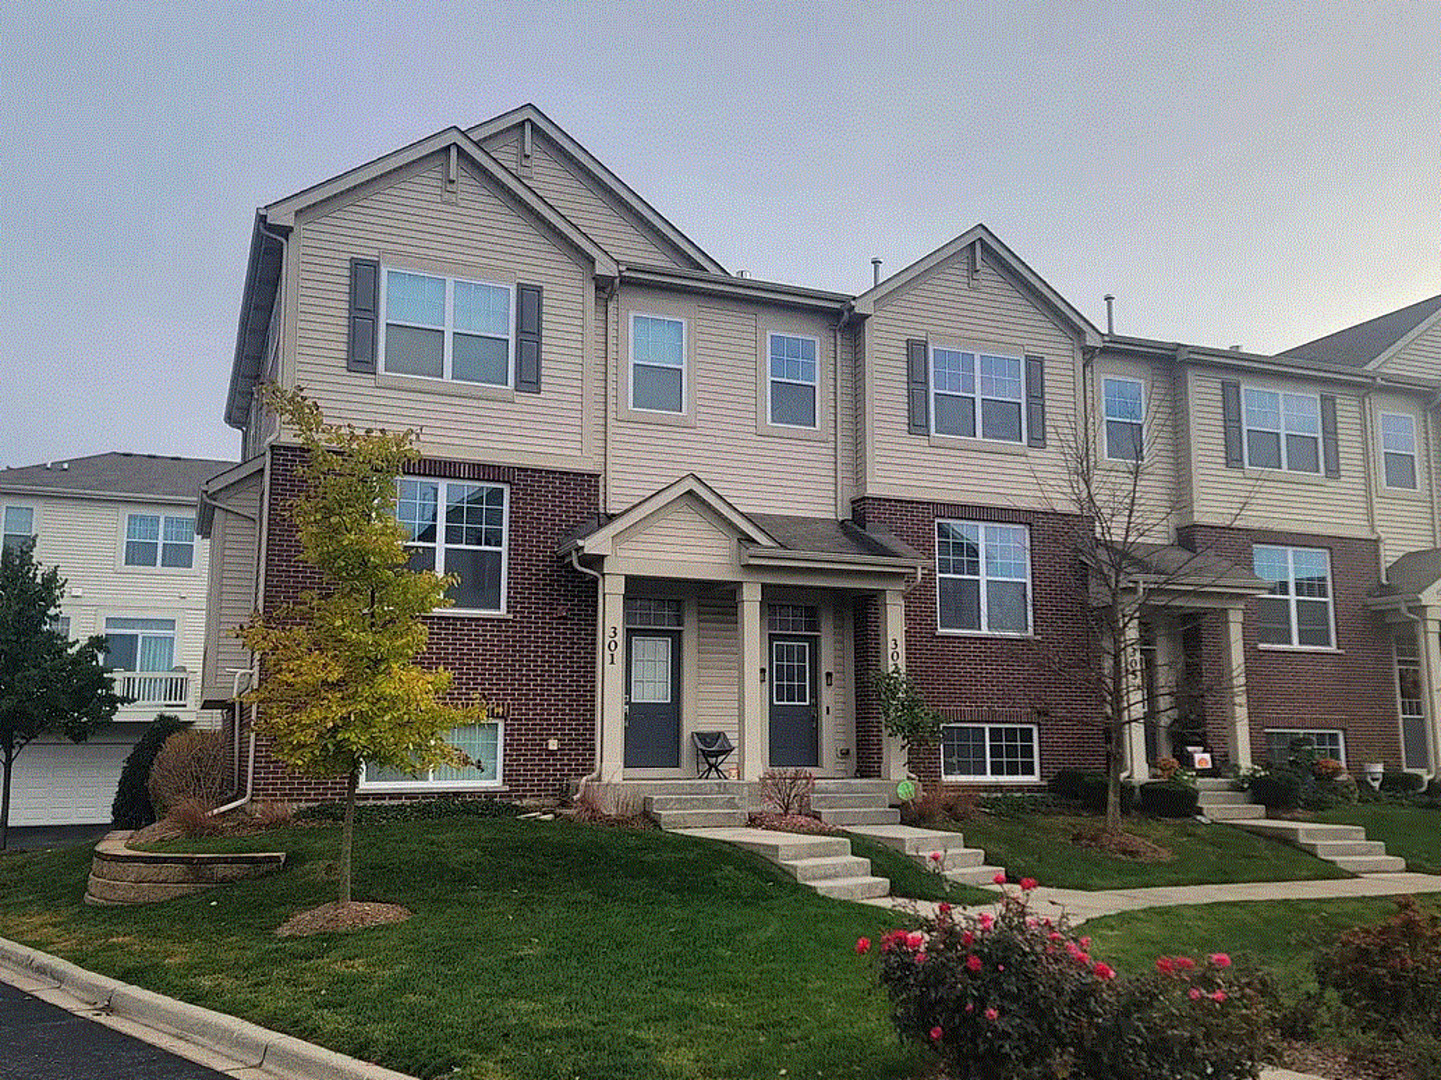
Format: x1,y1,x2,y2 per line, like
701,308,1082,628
0,935,418,1080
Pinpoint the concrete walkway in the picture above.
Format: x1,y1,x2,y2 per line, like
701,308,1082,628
867,871,1441,923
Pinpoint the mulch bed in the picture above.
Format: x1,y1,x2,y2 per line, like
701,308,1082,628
275,901,412,937
1069,826,1174,863
748,813,840,835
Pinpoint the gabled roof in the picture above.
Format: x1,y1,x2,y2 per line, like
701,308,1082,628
1378,548,1441,601
0,453,234,504
558,475,779,557
468,104,728,276
1282,293,1441,370
849,224,1103,346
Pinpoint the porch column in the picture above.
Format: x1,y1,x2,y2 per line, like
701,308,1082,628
1120,607,1149,779
1151,616,1181,761
737,581,765,781
1418,611,1441,773
599,573,626,782
880,588,908,781
1221,605,1252,768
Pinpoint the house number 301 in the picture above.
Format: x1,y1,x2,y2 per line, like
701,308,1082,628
890,638,901,665
607,627,619,664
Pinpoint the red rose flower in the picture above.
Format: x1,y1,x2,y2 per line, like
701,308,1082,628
930,1026,943,1041
1020,877,1038,891
1209,953,1232,968
966,954,982,972
855,937,871,955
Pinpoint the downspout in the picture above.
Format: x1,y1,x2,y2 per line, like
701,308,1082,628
832,318,845,518
211,668,257,816
1360,388,1383,580
570,549,605,793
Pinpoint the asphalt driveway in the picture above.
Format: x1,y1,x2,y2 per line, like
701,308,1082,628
0,982,233,1079
3,824,110,852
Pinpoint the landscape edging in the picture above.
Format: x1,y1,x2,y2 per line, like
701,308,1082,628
0,935,418,1080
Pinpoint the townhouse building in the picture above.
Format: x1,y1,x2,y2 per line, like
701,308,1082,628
1,453,233,824
203,104,1441,805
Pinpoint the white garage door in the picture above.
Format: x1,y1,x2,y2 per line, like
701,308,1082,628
8,733,143,826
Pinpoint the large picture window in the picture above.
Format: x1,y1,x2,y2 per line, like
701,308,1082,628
397,479,507,613
1264,728,1344,767
941,723,1039,781
1243,388,1320,473
936,520,1031,635
361,720,503,789
630,314,686,413
1254,544,1334,648
381,268,512,387
931,348,1024,442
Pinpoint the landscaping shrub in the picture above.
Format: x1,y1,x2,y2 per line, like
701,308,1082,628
169,797,225,838
901,787,978,826
148,730,227,819
1315,895,1441,1035
1047,769,1136,814
1379,770,1426,794
1138,780,1200,818
1048,768,1092,802
978,791,1065,816
758,768,815,817
247,800,294,828
110,714,193,828
295,796,524,824
1249,770,1302,810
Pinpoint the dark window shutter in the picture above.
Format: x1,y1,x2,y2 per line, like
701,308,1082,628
906,338,929,435
1025,355,1046,447
347,258,379,374
1320,394,1340,477
1221,380,1244,468
515,284,542,393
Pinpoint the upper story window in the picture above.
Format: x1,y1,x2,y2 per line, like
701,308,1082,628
630,314,686,413
1103,377,1144,462
397,479,507,613
124,514,194,568
381,269,512,387
768,333,818,428
2,505,34,553
936,520,1031,635
1380,412,1418,490
931,348,1024,443
1243,388,1320,473
1254,544,1334,649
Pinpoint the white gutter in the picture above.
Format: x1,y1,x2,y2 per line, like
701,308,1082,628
211,668,257,816
569,550,605,793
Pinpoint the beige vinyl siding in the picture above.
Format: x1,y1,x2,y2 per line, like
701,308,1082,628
1373,316,1441,381
836,326,858,513
482,129,684,268
1187,366,1373,537
608,286,838,517
201,473,262,703
695,594,739,748
290,157,595,468
612,499,738,564
864,250,1080,509
853,324,868,504
1370,392,1436,564
1093,353,1181,541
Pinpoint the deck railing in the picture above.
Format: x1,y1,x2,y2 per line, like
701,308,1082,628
113,671,190,707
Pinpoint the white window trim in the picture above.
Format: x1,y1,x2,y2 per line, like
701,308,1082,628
628,312,688,415
1263,727,1346,766
1,503,36,550
929,345,1027,445
1102,375,1146,463
940,722,1041,783
120,512,196,571
399,478,510,616
358,720,506,792
1254,544,1336,651
935,520,1033,637
766,332,820,430
378,267,515,389
1242,386,1322,474
1379,411,1419,491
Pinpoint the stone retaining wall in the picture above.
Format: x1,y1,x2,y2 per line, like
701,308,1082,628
84,831,285,905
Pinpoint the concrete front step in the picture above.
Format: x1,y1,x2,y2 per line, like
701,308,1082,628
812,779,900,797
681,829,854,862
810,790,890,809
816,806,902,826
649,808,746,829
1196,789,1254,806
846,823,977,855
945,864,1010,887
645,794,739,813
812,875,892,901
1233,819,1368,844
1300,839,1387,858
1231,818,1406,874
1331,855,1408,874
1194,777,1242,791
779,855,873,883
1201,803,1267,821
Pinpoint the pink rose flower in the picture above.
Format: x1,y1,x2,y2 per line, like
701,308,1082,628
1156,957,1175,976
1188,987,1202,1001
855,937,871,955
1079,936,1091,948
984,1007,999,1021
930,851,943,862
978,913,995,930
1093,962,1115,980
966,954,982,972
1020,877,1038,891
1212,990,1228,1002
992,872,1007,885
1209,953,1232,968
938,902,952,915
907,932,925,950
1175,956,1196,971
930,1026,943,1041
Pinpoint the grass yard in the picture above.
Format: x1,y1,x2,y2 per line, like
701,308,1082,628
1084,894,1441,988
1306,804,1441,874
0,819,917,1080
938,812,1351,890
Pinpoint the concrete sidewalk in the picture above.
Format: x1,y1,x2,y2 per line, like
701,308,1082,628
868,870,1441,923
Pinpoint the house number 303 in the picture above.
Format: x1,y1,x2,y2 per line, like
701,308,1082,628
607,627,619,664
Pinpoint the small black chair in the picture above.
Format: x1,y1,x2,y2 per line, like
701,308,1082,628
692,731,735,779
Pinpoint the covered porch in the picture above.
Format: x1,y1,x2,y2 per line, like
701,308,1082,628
1367,547,1441,777
560,476,924,784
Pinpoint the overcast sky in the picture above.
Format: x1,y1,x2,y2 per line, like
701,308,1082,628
2,1,1438,468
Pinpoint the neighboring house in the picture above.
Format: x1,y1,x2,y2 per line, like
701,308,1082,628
1,453,234,825
204,103,1441,806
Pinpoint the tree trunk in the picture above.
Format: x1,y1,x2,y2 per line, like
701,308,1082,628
1,740,13,852
1106,607,1126,835
339,765,358,906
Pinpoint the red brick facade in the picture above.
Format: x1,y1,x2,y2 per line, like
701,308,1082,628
248,446,602,803
851,496,1105,787
1177,524,1403,770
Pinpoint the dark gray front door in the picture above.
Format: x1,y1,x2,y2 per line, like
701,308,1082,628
625,629,681,768
769,634,818,767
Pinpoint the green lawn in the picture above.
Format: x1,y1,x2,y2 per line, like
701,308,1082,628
0,819,917,1080
935,812,1351,890
1084,895,1441,988
1306,804,1441,874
